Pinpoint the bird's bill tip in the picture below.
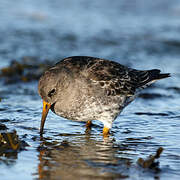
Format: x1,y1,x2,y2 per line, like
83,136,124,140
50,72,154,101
40,101,51,135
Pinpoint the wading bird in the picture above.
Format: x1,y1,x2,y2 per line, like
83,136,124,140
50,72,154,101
38,56,170,137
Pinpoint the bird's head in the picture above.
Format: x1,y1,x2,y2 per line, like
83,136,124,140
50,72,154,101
38,68,61,135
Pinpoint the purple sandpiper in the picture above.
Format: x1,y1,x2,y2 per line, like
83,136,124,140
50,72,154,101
38,56,170,136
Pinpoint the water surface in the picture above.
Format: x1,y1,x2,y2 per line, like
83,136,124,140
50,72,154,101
0,0,180,179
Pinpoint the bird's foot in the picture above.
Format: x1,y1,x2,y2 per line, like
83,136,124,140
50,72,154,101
103,127,110,138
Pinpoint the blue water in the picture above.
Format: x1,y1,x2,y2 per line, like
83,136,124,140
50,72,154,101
0,0,180,179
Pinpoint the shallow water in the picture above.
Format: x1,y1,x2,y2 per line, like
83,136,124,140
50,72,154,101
0,0,180,179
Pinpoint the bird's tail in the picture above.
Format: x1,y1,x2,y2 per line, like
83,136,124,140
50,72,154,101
148,69,170,81
137,69,170,88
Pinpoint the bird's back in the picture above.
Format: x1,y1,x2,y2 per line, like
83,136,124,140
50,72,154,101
54,56,170,97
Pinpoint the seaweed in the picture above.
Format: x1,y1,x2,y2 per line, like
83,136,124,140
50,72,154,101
0,127,29,157
137,147,163,170
0,56,52,84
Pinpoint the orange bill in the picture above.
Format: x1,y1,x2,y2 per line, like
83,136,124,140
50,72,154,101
40,101,51,135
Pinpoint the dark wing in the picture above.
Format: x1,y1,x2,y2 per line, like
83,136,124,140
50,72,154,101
81,57,170,96
56,56,170,97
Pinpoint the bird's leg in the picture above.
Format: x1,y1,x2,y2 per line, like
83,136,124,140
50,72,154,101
103,126,110,137
86,120,92,128
85,120,92,134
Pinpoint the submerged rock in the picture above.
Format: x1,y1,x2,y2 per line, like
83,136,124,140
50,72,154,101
0,123,8,130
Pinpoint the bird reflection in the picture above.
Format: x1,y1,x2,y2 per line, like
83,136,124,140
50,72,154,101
37,134,131,179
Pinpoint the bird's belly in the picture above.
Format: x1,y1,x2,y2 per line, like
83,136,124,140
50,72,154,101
55,104,121,122
54,95,127,122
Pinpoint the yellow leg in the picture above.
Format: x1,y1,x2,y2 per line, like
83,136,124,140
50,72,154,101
86,120,92,128
103,126,110,137
85,121,92,134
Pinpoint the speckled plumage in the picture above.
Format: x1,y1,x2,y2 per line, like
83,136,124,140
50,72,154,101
38,56,170,133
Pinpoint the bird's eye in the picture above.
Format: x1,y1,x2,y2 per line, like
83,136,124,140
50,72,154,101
48,89,56,97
